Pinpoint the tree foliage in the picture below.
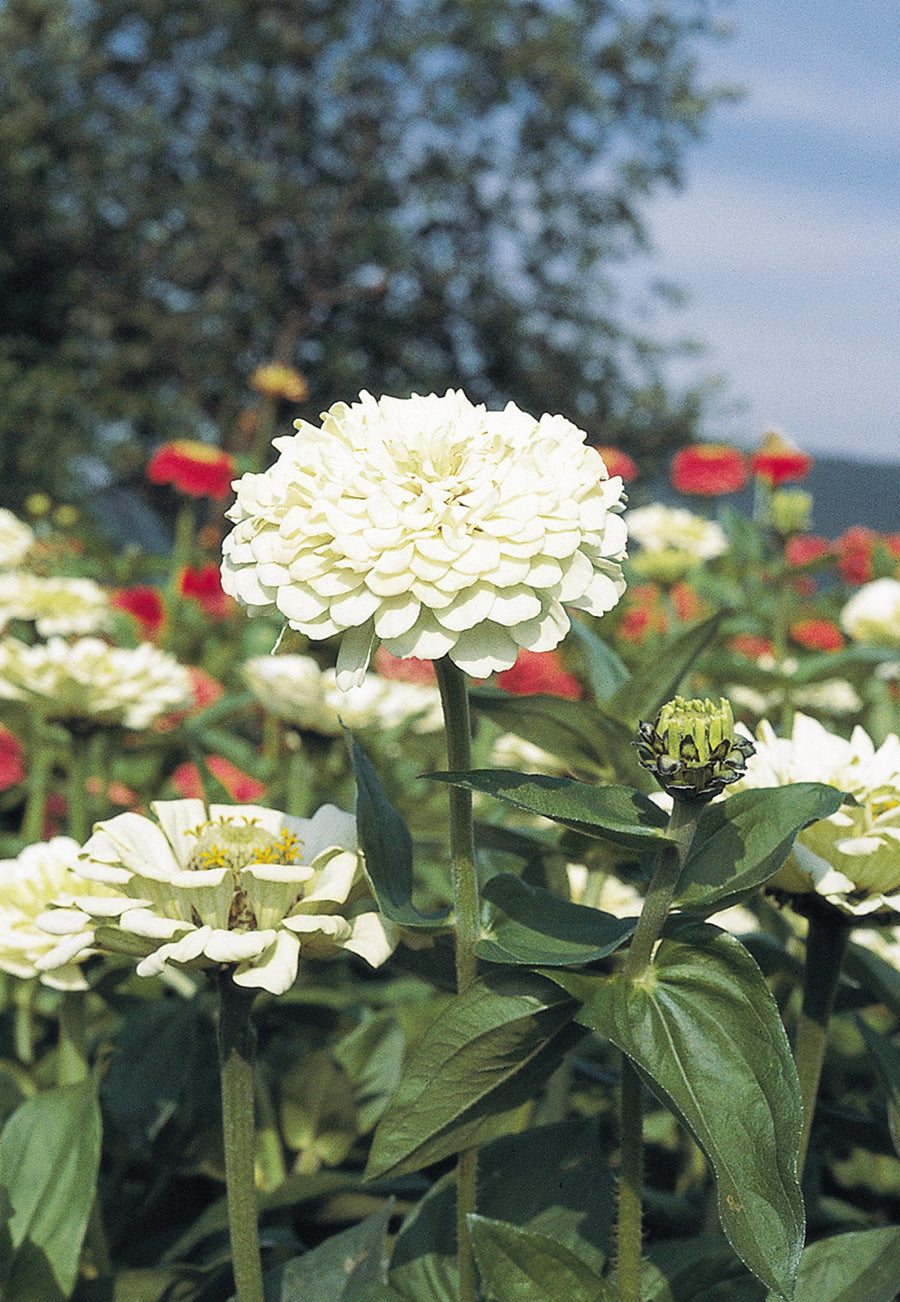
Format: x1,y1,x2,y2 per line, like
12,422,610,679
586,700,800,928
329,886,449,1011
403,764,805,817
0,0,731,503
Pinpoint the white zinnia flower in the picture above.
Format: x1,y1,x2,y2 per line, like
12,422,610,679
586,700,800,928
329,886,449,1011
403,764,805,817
0,636,193,729
221,390,627,688
0,838,97,989
734,713,900,917
37,801,396,994
0,573,113,637
626,504,728,561
0,509,35,570
243,654,444,735
840,577,900,648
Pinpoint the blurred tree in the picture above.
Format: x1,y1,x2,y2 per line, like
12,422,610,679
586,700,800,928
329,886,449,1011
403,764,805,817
0,0,733,506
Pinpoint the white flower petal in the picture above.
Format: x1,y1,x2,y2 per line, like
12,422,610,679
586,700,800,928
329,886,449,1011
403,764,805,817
232,929,301,994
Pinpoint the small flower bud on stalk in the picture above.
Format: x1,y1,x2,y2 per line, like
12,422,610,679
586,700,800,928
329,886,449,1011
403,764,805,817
635,696,755,804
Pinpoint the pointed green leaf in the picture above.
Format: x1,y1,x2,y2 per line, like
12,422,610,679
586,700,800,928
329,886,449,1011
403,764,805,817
765,1225,900,1302
468,1216,616,1302
365,971,583,1180
843,941,900,1020
549,924,804,1299
0,1078,102,1297
608,613,724,724
674,783,845,915
266,1200,394,1301
642,1234,766,1301
431,770,672,848
478,873,635,966
351,738,451,929
101,997,200,1148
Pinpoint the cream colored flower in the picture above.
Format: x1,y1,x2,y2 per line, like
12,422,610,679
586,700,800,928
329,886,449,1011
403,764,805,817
243,653,444,735
0,573,113,637
221,390,627,687
0,838,96,989
0,509,34,570
840,578,900,648
0,637,193,729
625,504,727,583
734,713,900,916
728,663,862,722
37,801,397,995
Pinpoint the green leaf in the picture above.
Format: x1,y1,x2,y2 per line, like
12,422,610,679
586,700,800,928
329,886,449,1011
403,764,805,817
608,613,725,724
431,770,672,848
568,616,631,700
478,873,635,966
351,738,451,929
765,1225,900,1302
365,970,583,1180
101,997,200,1148
266,1200,395,1301
643,1235,766,1301
674,784,846,915
334,1011,406,1134
843,941,900,1019
549,924,805,1299
468,1216,616,1302
0,1078,102,1298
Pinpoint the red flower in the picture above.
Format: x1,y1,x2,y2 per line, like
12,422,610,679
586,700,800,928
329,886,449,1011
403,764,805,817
495,648,583,699
785,535,831,569
728,634,775,660
617,585,669,643
153,667,225,732
146,440,236,498
750,430,813,486
789,618,845,652
171,755,266,803
0,725,25,790
112,585,166,640
670,581,707,624
179,564,235,620
594,446,639,483
671,444,748,496
373,645,437,684
836,526,878,585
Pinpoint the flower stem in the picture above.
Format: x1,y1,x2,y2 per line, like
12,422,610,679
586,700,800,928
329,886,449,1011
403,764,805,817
216,968,265,1302
66,729,94,845
617,797,701,1302
21,715,56,844
57,988,89,1086
794,903,851,1178
433,657,479,1302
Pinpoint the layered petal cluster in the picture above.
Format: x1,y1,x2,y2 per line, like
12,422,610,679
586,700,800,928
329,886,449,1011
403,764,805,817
0,637,193,729
0,573,113,637
840,578,900,648
735,713,900,916
0,508,34,569
625,504,728,584
221,390,627,686
38,801,397,994
0,837,99,989
243,653,444,735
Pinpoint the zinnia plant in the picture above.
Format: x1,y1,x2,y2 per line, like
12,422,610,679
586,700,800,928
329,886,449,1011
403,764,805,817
146,439,236,499
670,442,748,495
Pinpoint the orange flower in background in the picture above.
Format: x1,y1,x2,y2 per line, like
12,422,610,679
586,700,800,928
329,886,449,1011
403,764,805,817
750,429,814,486
790,618,845,652
594,446,639,483
728,634,775,660
670,444,748,496
495,648,583,699
249,362,309,403
0,725,25,790
178,564,235,620
171,755,267,803
146,440,236,498
373,645,437,684
112,586,166,640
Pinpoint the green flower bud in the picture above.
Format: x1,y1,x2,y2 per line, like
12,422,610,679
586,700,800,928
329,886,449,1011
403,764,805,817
768,488,813,538
635,696,755,803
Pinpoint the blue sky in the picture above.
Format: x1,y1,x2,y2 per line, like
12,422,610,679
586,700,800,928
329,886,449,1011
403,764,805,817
629,0,899,464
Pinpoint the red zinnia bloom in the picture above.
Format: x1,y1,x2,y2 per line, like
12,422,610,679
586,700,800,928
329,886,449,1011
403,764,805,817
373,645,438,684
750,430,814,486
728,634,775,660
785,535,831,569
836,526,877,585
0,725,25,790
171,755,266,803
789,618,845,652
146,439,236,498
670,582,707,624
671,444,748,496
495,648,583,699
112,585,166,640
179,564,235,620
594,446,639,483
153,666,225,732
617,585,669,643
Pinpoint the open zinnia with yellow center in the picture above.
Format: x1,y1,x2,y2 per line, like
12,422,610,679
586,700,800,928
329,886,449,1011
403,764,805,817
37,801,396,993
221,390,628,687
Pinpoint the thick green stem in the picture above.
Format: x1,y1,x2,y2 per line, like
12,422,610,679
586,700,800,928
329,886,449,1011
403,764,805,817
216,969,265,1302
169,498,197,593
433,657,479,1302
21,716,57,844
57,988,89,1086
617,796,702,1302
66,729,94,845
794,904,851,1178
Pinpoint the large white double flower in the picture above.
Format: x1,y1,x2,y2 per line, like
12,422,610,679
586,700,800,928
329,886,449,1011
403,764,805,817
38,801,396,994
735,713,900,917
0,837,95,990
221,390,627,687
